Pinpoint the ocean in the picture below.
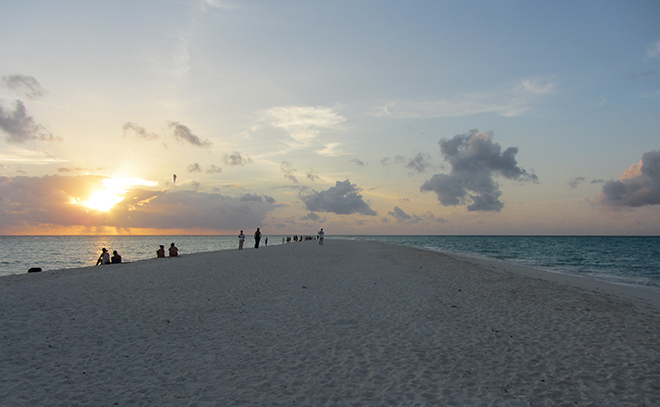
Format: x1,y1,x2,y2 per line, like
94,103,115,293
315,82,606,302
1,235,659,291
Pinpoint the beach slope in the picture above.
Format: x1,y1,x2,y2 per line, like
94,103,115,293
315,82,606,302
1,240,659,406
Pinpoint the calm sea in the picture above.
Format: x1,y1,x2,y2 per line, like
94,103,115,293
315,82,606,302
1,235,659,290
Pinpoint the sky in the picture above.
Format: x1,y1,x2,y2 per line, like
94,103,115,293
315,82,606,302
1,0,659,236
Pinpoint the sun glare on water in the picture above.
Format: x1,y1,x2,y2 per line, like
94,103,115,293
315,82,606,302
78,176,157,212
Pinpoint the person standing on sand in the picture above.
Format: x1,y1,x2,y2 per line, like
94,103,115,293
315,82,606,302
169,242,178,257
265,237,268,246
318,228,324,245
254,227,262,248
238,230,245,250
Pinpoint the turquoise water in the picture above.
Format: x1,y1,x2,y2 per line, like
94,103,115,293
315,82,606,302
337,236,660,289
1,235,659,290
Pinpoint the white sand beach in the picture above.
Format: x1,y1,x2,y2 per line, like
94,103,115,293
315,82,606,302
1,240,659,406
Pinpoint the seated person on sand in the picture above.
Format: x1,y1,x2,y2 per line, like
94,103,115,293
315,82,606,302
111,250,122,264
156,245,166,258
96,248,110,265
169,242,179,257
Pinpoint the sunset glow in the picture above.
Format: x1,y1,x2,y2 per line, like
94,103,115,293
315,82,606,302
1,2,659,235
81,190,125,212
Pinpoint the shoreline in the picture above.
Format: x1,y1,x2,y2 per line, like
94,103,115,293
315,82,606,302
1,239,659,405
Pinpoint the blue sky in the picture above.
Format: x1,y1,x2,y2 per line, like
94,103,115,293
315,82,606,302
1,0,659,235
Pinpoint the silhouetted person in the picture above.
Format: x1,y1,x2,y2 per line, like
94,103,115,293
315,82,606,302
157,245,165,258
169,243,179,257
318,228,325,245
111,250,122,264
254,228,262,248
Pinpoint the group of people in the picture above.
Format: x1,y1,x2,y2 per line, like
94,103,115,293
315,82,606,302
239,228,325,249
96,242,179,265
238,228,267,250
157,243,178,258
95,248,122,265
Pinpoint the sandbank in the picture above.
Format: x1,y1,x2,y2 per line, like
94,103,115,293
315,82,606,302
1,240,658,406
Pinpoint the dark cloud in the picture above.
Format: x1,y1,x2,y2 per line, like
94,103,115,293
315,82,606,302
206,165,223,174
223,151,252,166
0,175,280,231
281,160,299,183
122,122,159,140
421,211,448,223
601,150,660,207
421,130,537,212
350,158,365,166
380,155,405,166
388,206,412,220
169,122,212,148
568,177,586,189
2,75,47,99
381,153,432,174
188,163,202,173
300,179,377,216
306,170,319,182
240,193,276,205
0,100,56,143
300,212,324,222
405,153,433,173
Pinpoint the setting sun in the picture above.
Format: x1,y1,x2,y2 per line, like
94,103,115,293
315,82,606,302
76,176,158,212
81,189,125,211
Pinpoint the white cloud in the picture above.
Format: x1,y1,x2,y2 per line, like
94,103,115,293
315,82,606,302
317,143,346,157
254,105,346,148
0,147,67,164
647,41,660,59
372,78,557,118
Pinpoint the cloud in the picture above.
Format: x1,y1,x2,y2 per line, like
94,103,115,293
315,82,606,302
281,160,299,183
306,170,319,182
647,41,660,59
568,177,586,189
0,175,279,231
300,179,377,216
300,212,325,222
317,142,346,157
223,151,252,166
381,153,432,174
373,78,557,118
517,79,557,95
388,206,412,221
254,105,346,148
387,206,443,224
188,163,202,173
381,156,405,166
206,164,223,174
0,100,56,143
350,158,365,167
0,147,67,164
421,211,448,223
600,150,660,207
421,130,537,212
169,122,212,147
405,153,433,173
122,122,159,140
2,75,47,99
